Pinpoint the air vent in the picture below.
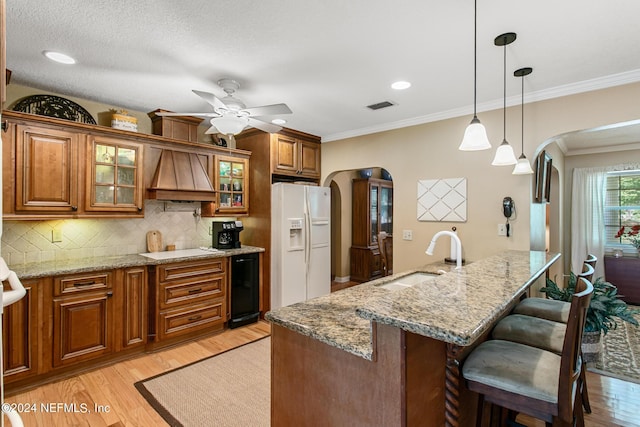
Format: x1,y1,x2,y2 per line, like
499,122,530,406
366,101,395,110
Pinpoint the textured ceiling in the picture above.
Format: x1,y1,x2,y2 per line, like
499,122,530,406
5,0,640,149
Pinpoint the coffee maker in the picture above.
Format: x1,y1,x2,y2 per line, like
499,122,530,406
212,221,243,249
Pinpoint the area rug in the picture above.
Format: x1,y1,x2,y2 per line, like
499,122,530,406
135,337,270,427
591,306,640,383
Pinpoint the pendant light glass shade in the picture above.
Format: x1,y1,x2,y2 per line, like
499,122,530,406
492,139,517,165
491,33,517,166
460,116,491,150
459,0,491,151
513,154,534,174
512,67,534,175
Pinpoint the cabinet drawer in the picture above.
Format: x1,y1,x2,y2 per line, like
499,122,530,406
158,301,225,341
158,259,225,282
159,275,225,309
54,271,113,296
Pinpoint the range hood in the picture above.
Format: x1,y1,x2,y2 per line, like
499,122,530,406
147,150,217,202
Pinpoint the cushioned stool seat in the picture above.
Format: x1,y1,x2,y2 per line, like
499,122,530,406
513,298,570,323
463,340,564,405
492,314,565,354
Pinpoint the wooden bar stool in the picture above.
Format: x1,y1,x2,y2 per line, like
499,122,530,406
462,277,593,427
497,261,596,413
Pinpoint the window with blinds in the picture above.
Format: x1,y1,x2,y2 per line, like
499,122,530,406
605,170,640,247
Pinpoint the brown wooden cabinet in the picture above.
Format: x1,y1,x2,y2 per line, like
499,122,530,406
604,255,640,304
213,155,249,216
149,258,227,347
272,134,321,179
2,277,43,384
85,135,144,214
3,112,145,218
235,127,321,314
148,109,201,143
117,267,147,351
52,271,114,367
350,178,394,282
14,123,81,213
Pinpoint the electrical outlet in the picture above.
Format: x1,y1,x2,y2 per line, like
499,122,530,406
497,224,507,236
52,228,63,243
402,230,413,241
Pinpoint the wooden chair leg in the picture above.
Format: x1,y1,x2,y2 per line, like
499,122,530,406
476,394,485,427
580,366,591,414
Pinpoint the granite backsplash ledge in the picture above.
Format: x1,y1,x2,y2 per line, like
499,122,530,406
1,200,220,265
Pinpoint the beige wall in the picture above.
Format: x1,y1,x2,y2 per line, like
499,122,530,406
321,82,640,275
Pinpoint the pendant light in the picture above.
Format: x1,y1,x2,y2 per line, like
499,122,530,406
459,0,491,151
512,67,534,175
491,32,518,166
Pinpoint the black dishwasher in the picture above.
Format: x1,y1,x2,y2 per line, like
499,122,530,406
229,253,260,329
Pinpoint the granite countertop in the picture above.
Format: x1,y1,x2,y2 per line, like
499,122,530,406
266,250,560,361
9,245,265,279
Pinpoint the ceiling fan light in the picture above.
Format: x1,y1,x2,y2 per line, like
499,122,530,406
459,116,491,150
272,118,287,125
491,139,518,165
210,116,249,135
512,154,534,174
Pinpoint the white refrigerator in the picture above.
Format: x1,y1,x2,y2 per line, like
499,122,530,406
271,183,331,309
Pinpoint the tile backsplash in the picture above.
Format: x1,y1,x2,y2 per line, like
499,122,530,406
1,201,218,266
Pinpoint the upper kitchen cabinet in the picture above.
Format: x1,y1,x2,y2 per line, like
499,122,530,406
272,133,321,180
148,109,202,143
2,112,145,218
12,123,81,213
214,155,249,216
85,135,144,214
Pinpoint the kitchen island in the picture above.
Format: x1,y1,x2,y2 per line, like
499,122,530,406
265,250,560,427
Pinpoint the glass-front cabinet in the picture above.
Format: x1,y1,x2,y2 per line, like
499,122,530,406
85,136,144,214
215,155,249,215
350,177,394,282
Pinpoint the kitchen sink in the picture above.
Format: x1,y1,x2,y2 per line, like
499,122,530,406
139,248,221,260
376,272,440,291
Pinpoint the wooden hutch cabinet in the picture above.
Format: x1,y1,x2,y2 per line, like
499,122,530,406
350,178,393,282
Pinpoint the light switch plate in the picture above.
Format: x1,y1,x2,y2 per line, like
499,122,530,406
402,230,413,240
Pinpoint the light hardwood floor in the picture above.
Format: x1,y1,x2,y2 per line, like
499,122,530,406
4,319,639,426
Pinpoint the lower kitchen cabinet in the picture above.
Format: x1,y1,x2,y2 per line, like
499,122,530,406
52,271,114,367
117,266,147,351
2,277,44,384
2,256,236,391
149,258,227,348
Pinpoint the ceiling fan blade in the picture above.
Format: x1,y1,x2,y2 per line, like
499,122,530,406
204,125,220,135
242,103,292,117
247,117,282,133
154,111,219,118
193,89,227,111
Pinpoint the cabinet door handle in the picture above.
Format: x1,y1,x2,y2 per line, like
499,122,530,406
71,206,78,211
106,291,113,298
137,207,143,212
73,281,96,287
188,288,202,294
188,315,202,322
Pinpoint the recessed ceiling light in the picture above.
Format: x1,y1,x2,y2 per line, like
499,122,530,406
391,81,411,90
272,119,287,125
43,50,76,65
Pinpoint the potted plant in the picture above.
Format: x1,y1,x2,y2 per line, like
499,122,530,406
541,273,640,363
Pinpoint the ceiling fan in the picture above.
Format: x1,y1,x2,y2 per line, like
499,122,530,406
156,78,292,135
